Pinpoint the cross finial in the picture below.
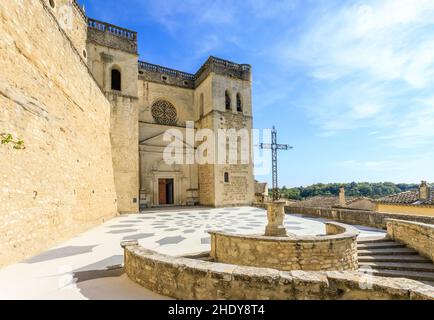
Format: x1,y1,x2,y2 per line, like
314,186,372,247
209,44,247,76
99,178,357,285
259,126,292,201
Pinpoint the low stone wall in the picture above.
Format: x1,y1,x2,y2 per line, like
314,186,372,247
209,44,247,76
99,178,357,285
209,222,359,271
123,243,434,300
387,219,434,262
286,206,434,229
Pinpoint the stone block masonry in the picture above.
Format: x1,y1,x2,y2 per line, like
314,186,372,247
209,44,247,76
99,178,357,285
209,222,359,271
0,0,117,266
286,206,434,229
123,243,434,300
386,219,434,262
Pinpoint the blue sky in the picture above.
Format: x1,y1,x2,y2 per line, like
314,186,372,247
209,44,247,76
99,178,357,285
79,0,434,187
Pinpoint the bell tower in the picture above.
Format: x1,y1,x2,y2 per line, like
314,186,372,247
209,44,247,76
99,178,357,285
194,57,255,207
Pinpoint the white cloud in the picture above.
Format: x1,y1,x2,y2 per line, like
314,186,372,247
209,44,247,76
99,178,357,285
275,0,434,146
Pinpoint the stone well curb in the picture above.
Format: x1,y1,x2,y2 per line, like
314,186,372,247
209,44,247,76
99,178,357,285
208,222,360,271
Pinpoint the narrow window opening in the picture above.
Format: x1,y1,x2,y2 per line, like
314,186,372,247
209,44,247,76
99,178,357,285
111,69,121,91
200,93,204,118
225,91,231,111
224,172,230,183
237,93,243,112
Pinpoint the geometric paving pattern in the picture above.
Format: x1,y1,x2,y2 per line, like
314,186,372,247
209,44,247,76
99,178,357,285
0,206,386,300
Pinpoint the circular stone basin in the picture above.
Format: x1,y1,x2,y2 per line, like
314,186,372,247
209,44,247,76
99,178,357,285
209,222,360,271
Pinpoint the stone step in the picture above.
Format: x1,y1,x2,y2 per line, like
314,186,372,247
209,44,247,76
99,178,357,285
359,255,431,263
359,262,434,273
357,237,391,244
358,247,419,256
357,242,406,250
359,268,434,282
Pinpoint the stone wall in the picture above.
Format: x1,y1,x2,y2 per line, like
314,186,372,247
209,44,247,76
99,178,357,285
287,206,434,229
209,222,359,271
46,0,87,61
107,91,139,212
87,27,140,213
386,219,434,262
87,19,137,54
376,203,434,217
123,243,434,300
0,0,118,266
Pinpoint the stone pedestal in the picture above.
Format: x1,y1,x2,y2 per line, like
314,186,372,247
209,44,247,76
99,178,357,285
265,201,288,237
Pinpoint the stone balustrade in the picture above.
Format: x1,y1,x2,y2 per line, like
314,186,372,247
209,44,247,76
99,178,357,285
138,56,251,88
209,222,359,271
386,219,434,262
87,18,137,54
87,18,137,41
138,61,196,81
122,242,434,300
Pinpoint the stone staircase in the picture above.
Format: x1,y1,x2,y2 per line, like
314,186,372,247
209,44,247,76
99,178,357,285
358,237,434,287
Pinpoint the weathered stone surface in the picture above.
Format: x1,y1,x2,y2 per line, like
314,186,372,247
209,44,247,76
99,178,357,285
386,219,434,262
0,0,117,267
209,222,359,271
286,206,434,229
265,201,287,236
123,243,434,300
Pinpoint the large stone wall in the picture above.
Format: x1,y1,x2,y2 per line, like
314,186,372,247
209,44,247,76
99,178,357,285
107,91,139,212
87,31,140,213
123,243,434,300
286,206,434,229
0,0,117,266
46,0,87,61
209,222,359,271
386,219,434,262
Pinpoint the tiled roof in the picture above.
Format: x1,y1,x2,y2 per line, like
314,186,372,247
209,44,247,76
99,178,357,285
345,197,373,205
376,190,434,206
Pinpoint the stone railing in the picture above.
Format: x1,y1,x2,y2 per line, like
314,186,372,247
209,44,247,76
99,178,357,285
386,219,434,262
122,242,434,300
138,61,195,81
206,56,251,72
194,56,252,86
138,56,252,88
209,222,359,271
87,18,137,42
286,206,434,229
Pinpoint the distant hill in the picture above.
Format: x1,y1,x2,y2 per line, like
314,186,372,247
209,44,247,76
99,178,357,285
276,182,426,200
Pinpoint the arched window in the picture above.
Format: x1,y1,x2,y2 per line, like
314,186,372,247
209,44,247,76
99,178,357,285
236,93,242,112
111,69,121,91
225,90,231,111
200,93,204,118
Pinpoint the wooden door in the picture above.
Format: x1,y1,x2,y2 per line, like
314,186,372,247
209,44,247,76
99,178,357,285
159,179,167,205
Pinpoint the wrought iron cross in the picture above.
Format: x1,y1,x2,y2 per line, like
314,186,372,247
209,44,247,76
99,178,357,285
260,126,293,201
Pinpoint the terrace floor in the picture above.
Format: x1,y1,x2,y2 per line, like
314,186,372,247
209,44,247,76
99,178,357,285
0,206,385,300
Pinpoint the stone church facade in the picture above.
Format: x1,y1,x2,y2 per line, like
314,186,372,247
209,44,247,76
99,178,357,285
0,0,254,266
85,11,255,210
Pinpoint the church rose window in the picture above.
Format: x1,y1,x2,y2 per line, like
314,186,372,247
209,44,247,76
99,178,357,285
151,100,178,125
